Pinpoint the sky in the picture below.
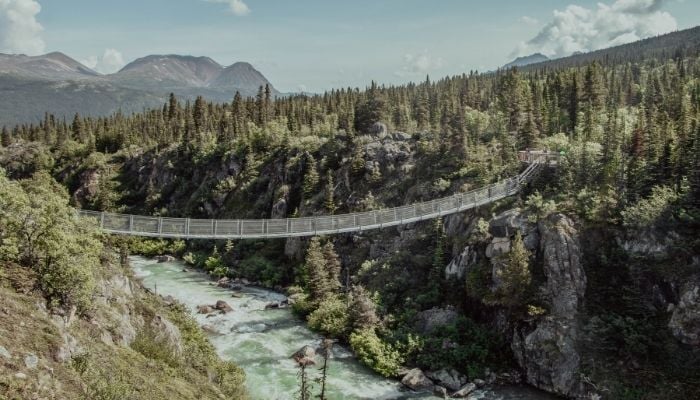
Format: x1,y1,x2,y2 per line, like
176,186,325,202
0,0,698,93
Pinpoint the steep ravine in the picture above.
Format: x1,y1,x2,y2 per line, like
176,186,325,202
130,256,560,400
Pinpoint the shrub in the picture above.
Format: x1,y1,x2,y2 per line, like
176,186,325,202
349,328,403,377
621,185,677,228
0,170,101,313
238,255,281,287
525,191,557,222
411,316,503,379
131,325,181,368
307,296,349,337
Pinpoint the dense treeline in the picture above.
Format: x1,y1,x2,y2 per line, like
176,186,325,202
3,52,700,210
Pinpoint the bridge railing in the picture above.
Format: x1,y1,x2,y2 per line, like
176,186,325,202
78,154,546,239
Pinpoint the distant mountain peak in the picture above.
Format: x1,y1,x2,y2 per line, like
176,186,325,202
0,51,99,79
503,53,550,69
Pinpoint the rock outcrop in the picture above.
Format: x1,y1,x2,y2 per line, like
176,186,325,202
512,213,587,398
401,368,434,391
669,278,700,346
150,314,184,356
414,307,459,334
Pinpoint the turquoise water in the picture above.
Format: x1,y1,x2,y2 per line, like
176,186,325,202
130,257,558,400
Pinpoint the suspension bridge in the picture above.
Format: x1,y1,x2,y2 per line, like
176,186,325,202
78,151,558,239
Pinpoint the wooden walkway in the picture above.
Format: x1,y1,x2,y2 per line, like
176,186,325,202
79,151,557,239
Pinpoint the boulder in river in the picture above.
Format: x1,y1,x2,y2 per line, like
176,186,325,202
426,368,463,391
216,277,231,288
452,382,476,398
201,324,222,335
401,368,434,391
215,300,233,314
156,255,176,263
291,345,316,366
197,305,214,314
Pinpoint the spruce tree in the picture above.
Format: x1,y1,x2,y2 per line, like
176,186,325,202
323,171,337,214
306,237,331,303
322,241,342,293
302,155,320,197
1,126,10,147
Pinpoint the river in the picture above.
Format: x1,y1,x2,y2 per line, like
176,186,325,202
130,256,560,400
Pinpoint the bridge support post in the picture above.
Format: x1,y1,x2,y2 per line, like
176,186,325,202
100,212,105,229
213,220,217,237
185,218,190,238
129,215,134,232
157,217,162,234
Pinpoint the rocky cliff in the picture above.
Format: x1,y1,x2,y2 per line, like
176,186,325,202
0,258,246,399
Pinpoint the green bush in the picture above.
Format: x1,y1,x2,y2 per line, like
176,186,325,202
238,255,281,287
349,328,404,377
130,239,186,257
307,296,349,337
131,325,181,368
621,185,677,228
0,170,101,313
407,316,504,379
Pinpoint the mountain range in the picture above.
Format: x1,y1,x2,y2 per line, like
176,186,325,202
0,53,278,126
502,53,550,69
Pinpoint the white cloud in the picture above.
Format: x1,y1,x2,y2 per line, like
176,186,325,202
520,16,539,26
0,0,45,55
203,0,250,16
513,0,677,59
82,48,125,74
395,50,446,77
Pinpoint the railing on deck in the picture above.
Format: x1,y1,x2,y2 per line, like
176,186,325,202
77,151,554,239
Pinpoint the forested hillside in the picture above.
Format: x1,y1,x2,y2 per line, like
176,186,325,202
2,29,700,400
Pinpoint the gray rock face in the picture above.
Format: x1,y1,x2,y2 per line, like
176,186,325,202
0,345,10,360
669,279,700,346
618,229,679,257
513,317,579,395
488,208,539,250
401,368,434,391
538,214,586,316
485,236,511,258
512,213,586,398
445,245,475,280
284,237,305,262
368,122,388,137
24,353,39,369
414,307,459,334
150,314,184,356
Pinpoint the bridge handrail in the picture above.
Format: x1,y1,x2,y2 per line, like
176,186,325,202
78,152,554,239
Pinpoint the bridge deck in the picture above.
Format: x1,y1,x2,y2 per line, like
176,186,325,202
78,151,556,239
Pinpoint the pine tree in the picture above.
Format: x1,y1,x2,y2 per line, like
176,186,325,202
348,285,379,330
168,93,178,120
322,241,342,293
493,231,532,309
302,155,320,197
323,171,337,214
71,113,83,142
306,237,332,303
1,126,10,147
193,96,207,133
